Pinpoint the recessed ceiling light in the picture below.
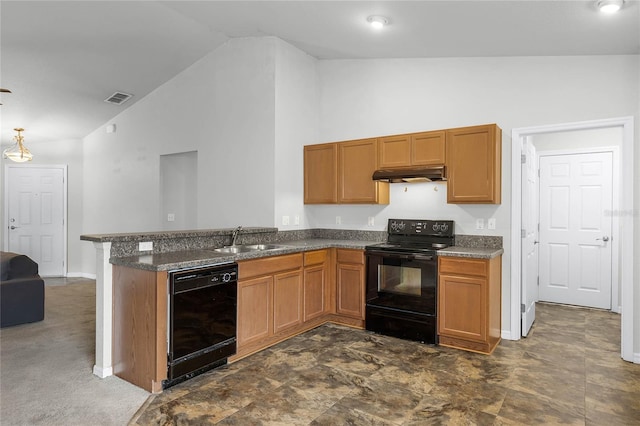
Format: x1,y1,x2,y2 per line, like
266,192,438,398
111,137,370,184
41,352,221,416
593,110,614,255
367,15,389,29
597,0,624,13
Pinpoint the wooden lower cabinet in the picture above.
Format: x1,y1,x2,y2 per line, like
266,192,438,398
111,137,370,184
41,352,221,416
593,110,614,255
237,275,272,347
112,265,167,393
234,254,302,357
335,249,365,321
273,270,303,334
437,255,502,354
303,250,330,322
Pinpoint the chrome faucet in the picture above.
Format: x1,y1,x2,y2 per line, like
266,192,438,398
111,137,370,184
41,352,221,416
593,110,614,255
231,226,242,246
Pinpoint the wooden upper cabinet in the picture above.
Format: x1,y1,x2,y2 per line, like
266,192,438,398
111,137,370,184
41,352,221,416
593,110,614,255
378,134,411,168
304,143,338,204
338,138,389,204
378,131,445,169
412,131,446,166
446,124,502,204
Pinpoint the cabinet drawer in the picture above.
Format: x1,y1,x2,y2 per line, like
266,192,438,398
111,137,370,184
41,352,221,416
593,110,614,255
439,257,487,277
336,249,364,264
239,253,302,279
304,250,327,266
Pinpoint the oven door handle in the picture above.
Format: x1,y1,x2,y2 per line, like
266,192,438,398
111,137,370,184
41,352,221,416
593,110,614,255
366,250,434,262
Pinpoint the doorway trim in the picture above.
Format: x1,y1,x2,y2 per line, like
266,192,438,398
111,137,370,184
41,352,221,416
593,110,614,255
511,116,634,362
3,163,68,276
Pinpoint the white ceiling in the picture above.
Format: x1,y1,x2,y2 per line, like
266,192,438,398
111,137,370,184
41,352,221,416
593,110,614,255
1,0,638,146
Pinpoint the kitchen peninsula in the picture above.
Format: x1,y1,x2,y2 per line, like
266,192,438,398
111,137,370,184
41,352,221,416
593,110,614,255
81,227,502,392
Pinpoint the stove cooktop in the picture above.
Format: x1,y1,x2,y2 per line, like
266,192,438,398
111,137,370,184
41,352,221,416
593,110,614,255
366,219,455,253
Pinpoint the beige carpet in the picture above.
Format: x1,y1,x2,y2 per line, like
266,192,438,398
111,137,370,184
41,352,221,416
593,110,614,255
0,278,149,425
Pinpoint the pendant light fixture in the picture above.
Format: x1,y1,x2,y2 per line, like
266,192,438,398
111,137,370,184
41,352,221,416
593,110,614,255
597,0,624,13
3,128,33,162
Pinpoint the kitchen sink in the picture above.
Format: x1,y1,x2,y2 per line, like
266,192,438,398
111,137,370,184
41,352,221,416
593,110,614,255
212,244,289,254
244,244,288,251
212,246,256,254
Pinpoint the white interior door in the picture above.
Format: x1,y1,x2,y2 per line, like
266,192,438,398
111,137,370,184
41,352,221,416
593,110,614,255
6,166,66,276
538,152,612,309
521,138,538,336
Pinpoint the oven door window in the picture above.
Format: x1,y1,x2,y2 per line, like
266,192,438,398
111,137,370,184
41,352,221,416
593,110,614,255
376,256,436,297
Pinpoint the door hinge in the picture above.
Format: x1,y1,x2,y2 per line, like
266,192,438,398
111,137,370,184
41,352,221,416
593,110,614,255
521,154,526,164
537,276,540,286
521,229,526,238
538,168,540,177
521,303,525,313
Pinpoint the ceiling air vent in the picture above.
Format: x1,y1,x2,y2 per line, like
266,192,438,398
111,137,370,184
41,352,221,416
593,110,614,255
104,91,133,105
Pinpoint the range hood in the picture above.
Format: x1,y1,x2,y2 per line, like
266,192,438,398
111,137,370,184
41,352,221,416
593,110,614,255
372,166,446,183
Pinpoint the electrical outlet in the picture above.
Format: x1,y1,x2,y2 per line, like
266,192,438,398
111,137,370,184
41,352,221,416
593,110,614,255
139,241,153,251
336,216,341,225
368,216,375,226
476,218,485,230
282,216,290,225
488,218,496,230
294,215,300,226
167,213,175,222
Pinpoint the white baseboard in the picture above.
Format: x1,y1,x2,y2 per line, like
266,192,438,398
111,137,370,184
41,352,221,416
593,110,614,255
66,272,97,279
633,353,640,364
501,329,516,340
93,365,113,378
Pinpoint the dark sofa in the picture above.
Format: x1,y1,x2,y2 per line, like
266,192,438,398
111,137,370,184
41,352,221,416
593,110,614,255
1,251,45,328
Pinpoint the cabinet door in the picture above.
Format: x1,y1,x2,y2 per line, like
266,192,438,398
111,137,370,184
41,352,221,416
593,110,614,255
237,276,272,347
303,264,327,322
438,273,487,342
446,124,501,204
336,262,365,320
338,138,389,204
304,143,338,204
379,134,411,168
412,131,446,166
273,270,303,334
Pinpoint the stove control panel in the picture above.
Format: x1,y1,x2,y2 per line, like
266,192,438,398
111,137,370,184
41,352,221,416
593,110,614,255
388,219,454,237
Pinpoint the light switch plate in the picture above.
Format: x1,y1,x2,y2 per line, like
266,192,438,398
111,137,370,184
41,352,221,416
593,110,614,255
476,218,485,230
488,218,496,230
282,216,290,225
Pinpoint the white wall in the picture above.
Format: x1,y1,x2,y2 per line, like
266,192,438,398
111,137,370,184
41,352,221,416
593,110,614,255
273,39,319,231
315,55,639,336
81,37,279,270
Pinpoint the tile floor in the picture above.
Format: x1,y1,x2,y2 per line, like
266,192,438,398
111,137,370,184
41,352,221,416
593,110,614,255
131,303,640,425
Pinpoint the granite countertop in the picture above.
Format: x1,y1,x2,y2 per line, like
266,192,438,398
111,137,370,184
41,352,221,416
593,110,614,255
437,246,504,259
110,239,378,272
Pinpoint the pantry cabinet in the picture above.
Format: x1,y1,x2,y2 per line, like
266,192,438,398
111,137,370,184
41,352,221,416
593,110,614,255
437,255,502,354
446,124,501,204
378,130,446,168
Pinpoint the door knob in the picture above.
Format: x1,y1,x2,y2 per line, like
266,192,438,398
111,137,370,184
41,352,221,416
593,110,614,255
596,236,610,242
9,225,19,230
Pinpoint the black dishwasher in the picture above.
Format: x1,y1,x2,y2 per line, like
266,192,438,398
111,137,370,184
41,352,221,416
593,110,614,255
164,262,237,389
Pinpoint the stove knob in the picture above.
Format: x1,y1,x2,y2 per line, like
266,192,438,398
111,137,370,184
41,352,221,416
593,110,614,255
442,224,448,232
432,224,438,232
222,273,232,282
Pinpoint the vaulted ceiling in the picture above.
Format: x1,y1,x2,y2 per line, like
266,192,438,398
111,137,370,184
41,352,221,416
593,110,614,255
1,1,638,146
